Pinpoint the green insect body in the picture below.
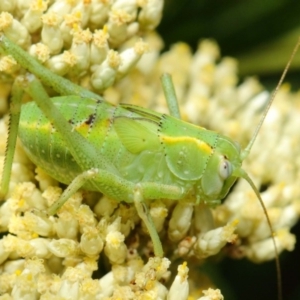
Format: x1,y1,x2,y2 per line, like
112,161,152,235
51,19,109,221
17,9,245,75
20,94,241,205
1,34,298,300
0,33,274,244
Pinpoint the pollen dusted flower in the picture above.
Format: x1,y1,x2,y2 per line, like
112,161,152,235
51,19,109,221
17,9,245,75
0,0,299,299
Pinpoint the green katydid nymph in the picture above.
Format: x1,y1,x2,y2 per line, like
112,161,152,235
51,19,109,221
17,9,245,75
0,33,299,300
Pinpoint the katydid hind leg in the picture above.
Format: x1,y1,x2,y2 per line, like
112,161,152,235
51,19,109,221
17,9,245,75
0,79,24,198
0,34,102,101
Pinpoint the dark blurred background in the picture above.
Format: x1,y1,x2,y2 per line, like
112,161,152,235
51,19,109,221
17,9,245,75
157,1,300,299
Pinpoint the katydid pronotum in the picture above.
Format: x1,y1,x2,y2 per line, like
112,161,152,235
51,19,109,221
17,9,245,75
0,33,299,300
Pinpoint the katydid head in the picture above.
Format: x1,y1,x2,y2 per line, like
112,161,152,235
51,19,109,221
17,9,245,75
199,135,242,200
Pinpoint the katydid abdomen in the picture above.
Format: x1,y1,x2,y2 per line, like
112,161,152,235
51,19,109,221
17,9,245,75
19,95,241,204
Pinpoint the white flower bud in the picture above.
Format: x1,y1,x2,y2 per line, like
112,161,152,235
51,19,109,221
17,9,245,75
79,278,102,299
117,40,148,79
80,228,104,256
3,235,34,258
149,201,168,233
0,12,30,47
48,239,79,258
60,11,82,46
193,220,238,258
91,50,120,90
194,204,215,234
112,205,139,233
68,27,92,76
0,55,19,74
12,210,54,237
45,50,77,76
90,28,109,68
198,288,224,300
3,258,25,273
21,0,48,33
0,0,16,13
89,0,110,27
57,277,79,299
77,204,97,230
28,238,51,259
104,231,127,264
75,257,97,276
47,0,75,16
155,281,169,300
138,0,164,30
15,0,32,15
41,12,64,54
29,43,50,63
71,1,92,28
110,286,135,299
14,182,47,210
107,9,134,46
23,258,45,276
94,195,118,218
142,257,170,280
112,264,136,285
0,198,15,231
176,236,197,257
167,262,189,300
6,161,34,197
98,271,115,297
112,0,137,15
11,259,44,300
54,211,79,239
168,202,193,242
42,186,62,207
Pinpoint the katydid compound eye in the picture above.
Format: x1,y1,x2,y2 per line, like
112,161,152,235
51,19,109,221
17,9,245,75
219,159,232,180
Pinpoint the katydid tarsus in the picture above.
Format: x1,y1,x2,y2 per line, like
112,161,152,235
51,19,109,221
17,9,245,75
0,33,299,300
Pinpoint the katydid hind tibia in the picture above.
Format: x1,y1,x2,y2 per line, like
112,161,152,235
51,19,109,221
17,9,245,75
0,34,299,300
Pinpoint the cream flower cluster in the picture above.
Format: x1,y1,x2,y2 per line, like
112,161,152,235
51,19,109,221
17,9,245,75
0,0,156,96
0,0,299,299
